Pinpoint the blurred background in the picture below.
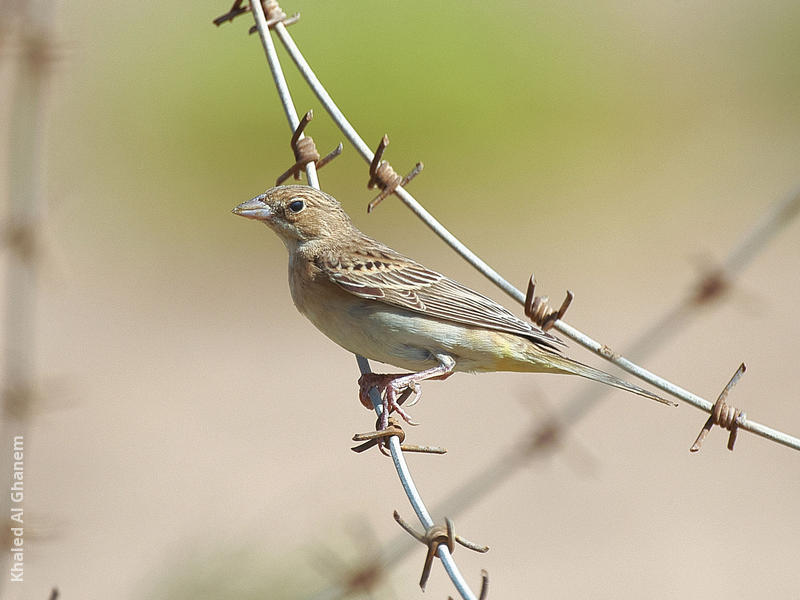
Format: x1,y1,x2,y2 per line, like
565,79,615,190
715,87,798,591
2,0,799,598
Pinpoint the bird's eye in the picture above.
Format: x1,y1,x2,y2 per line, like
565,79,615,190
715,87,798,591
288,199,305,213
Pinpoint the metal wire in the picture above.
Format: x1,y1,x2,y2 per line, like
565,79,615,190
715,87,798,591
244,2,800,594
248,4,480,597
270,16,800,453
249,0,318,189
387,433,478,600
240,6,800,597
272,21,525,305
327,190,800,599
0,6,54,595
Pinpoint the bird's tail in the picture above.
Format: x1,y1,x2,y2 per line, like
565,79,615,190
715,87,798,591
543,354,676,407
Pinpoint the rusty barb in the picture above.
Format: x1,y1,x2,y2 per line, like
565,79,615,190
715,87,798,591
691,363,747,452
2,222,40,266
1,382,38,422
213,0,300,33
275,110,342,186
352,417,447,456
690,266,730,306
393,511,488,592
524,274,574,331
366,135,423,213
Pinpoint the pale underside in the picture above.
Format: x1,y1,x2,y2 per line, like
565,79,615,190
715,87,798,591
289,232,568,374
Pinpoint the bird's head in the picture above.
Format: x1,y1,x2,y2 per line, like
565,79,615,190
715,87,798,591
233,185,354,251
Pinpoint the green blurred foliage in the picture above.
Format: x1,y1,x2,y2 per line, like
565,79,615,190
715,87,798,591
145,545,319,600
49,0,800,233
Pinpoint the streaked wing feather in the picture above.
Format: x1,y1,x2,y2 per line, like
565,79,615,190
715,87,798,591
316,240,564,351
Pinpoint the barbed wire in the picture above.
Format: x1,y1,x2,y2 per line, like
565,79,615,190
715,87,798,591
238,1,483,597
253,3,800,454
0,1,57,595
217,0,800,595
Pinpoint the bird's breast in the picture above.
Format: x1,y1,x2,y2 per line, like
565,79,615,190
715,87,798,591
287,260,545,374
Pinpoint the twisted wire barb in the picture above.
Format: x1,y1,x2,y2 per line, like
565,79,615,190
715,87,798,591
275,110,342,186
524,275,573,331
244,2,480,598
266,6,800,453
393,510,488,591
691,364,747,452
351,417,447,454
366,134,423,212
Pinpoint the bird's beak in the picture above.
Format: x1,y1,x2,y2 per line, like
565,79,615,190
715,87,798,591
232,195,273,221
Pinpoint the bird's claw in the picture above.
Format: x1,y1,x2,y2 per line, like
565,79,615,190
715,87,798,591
404,381,422,407
386,385,420,427
358,372,421,429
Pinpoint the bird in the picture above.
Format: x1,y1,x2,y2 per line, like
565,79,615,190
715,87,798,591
233,185,672,429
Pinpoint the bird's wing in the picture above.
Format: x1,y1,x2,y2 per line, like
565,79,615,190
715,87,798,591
316,239,565,351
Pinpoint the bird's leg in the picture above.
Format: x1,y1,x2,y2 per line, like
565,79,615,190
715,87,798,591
358,355,456,429
358,373,396,409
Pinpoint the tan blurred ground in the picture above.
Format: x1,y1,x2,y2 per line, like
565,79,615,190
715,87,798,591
2,0,800,598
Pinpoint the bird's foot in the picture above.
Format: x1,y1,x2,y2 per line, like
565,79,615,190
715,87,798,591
358,373,394,409
358,372,422,429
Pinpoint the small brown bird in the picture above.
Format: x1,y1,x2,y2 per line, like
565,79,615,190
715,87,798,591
234,185,670,427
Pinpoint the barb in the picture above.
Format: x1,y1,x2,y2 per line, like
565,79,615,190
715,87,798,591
214,0,300,31
2,221,41,265
691,364,747,452
479,571,490,600
213,0,248,25
249,12,300,35
366,134,423,213
393,511,488,591
275,110,342,186
267,16,800,452
689,266,729,306
524,274,574,332
351,417,447,455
